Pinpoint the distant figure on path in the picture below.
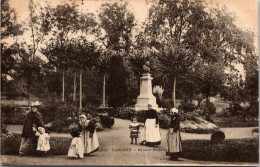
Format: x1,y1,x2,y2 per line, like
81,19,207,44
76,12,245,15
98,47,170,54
144,104,161,146
78,114,99,155
166,108,182,160
19,101,48,156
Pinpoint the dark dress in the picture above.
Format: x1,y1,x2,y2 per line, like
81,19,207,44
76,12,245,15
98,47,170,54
166,114,182,158
19,111,47,155
144,109,161,146
129,123,140,138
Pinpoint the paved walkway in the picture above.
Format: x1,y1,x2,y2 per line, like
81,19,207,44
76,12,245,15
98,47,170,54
6,118,257,140
2,118,258,165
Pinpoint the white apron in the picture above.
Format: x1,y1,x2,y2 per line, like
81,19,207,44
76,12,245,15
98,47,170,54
81,120,99,154
145,119,161,143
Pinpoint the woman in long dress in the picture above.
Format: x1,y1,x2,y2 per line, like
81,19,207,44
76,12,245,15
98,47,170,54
166,108,182,160
19,101,48,156
78,114,99,155
144,104,161,146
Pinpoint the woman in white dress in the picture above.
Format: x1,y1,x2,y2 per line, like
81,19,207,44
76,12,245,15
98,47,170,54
144,104,161,146
78,114,99,155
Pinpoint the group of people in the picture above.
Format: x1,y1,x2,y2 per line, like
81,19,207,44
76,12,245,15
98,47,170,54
129,104,182,160
19,101,99,159
19,102,182,161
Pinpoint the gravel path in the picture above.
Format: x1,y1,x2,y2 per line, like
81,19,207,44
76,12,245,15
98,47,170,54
2,118,258,165
6,118,257,139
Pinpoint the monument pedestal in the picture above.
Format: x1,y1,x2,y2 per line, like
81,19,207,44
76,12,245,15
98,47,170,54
135,73,158,110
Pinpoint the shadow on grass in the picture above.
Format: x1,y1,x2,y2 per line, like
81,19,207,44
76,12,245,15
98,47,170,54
182,139,259,162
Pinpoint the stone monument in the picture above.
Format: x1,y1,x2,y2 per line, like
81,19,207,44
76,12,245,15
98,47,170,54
135,61,158,110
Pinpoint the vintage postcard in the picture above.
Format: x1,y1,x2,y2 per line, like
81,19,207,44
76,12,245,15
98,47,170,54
1,0,259,166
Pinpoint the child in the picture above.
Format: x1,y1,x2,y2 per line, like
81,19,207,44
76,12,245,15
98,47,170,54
35,127,50,156
139,123,146,145
68,128,84,159
129,117,140,144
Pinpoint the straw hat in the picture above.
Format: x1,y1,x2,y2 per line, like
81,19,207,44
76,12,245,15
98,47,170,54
31,101,41,107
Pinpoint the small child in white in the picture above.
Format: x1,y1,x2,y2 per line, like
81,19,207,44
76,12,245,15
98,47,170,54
35,127,50,155
129,117,140,144
68,128,84,159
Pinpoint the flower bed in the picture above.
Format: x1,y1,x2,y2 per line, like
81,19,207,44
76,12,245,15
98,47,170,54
116,108,219,134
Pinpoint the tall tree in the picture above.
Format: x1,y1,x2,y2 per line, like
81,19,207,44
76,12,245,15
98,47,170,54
13,0,51,105
98,2,135,107
1,0,23,93
107,55,128,108
145,0,206,107
43,2,79,102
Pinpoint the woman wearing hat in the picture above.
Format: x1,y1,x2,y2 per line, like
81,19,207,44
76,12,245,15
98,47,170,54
19,101,48,156
78,114,99,155
166,108,182,160
144,104,161,146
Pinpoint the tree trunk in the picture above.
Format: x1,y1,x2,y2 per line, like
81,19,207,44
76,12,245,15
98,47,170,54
79,69,83,112
73,72,77,102
27,81,31,106
62,70,65,102
102,74,106,107
172,76,176,108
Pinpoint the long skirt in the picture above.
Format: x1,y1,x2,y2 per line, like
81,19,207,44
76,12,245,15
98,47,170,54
145,119,161,145
81,130,99,154
19,137,38,155
166,129,182,156
139,127,146,142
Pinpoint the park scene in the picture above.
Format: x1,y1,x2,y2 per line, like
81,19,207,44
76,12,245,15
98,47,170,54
1,0,259,166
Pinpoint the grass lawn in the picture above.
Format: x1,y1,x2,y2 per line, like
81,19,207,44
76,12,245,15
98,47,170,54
211,116,259,128
182,139,259,162
2,134,258,162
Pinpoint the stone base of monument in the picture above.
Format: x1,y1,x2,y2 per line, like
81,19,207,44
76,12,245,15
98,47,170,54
135,97,158,110
135,73,160,111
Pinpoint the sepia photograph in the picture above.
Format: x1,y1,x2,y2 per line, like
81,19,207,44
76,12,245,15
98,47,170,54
1,0,259,166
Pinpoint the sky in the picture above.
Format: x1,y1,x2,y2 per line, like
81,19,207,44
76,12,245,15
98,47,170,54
7,0,259,57
5,0,258,81
9,0,258,33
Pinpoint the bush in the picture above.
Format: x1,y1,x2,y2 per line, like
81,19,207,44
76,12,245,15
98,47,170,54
1,105,25,125
99,115,114,128
159,99,173,109
182,139,259,162
198,101,216,120
158,114,171,129
1,123,16,155
178,101,197,113
118,107,135,120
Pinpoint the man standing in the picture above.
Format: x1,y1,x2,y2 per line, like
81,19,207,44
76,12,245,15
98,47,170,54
144,104,161,146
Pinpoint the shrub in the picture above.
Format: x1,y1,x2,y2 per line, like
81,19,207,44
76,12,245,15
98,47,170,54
198,101,216,120
160,99,173,109
99,115,114,128
1,123,16,155
135,110,146,123
178,101,197,113
158,113,171,129
118,107,135,120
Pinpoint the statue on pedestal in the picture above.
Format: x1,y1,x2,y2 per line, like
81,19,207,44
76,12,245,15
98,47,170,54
135,61,158,110
143,61,151,74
